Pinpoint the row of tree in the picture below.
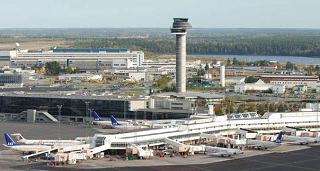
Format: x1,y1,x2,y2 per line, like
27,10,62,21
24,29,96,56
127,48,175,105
214,102,297,115
25,61,80,75
72,35,320,57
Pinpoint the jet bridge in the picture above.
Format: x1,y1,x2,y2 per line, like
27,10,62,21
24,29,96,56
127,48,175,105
200,133,245,145
21,148,58,161
13,110,58,123
284,126,306,136
165,138,189,152
236,128,258,139
165,138,185,147
285,126,306,131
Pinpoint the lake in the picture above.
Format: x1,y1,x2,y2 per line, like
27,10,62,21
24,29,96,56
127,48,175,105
196,55,320,65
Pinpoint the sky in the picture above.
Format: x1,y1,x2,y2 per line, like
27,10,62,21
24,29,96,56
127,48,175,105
0,0,319,28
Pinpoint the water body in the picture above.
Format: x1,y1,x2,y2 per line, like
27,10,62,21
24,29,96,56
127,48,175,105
195,55,320,65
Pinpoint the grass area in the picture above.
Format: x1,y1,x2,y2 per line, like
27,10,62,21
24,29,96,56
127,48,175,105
0,38,73,50
187,86,225,91
124,87,144,95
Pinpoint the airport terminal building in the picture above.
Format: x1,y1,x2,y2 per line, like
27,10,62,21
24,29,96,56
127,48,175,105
0,48,144,71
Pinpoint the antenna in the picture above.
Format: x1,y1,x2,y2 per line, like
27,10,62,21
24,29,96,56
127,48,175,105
15,43,21,51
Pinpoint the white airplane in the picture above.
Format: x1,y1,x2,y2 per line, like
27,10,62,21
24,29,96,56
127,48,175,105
110,115,150,130
282,135,319,145
3,133,55,153
205,146,244,157
11,133,83,145
247,131,283,150
92,111,149,127
92,111,110,126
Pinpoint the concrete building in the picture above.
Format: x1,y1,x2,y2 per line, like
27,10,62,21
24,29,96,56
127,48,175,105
259,75,319,89
0,67,38,87
316,81,320,93
225,77,246,85
294,85,308,94
234,79,285,94
208,68,246,77
1,48,144,71
0,73,24,87
271,84,286,94
170,18,192,93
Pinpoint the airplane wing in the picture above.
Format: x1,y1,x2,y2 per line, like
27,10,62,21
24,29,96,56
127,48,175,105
207,150,232,157
282,141,308,145
21,147,58,160
295,140,307,144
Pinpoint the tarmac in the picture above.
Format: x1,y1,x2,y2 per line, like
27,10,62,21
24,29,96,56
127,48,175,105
0,121,100,151
1,121,320,171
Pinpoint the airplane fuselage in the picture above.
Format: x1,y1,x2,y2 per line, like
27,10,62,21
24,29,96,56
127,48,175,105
4,144,53,153
283,136,319,144
19,140,82,145
247,140,280,149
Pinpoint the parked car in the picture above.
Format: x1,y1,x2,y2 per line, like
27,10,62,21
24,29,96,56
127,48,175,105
162,150,170,155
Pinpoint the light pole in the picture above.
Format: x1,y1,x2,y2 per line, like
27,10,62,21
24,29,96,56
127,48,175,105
267,102,270,134
85,101,90,123
317,101,319,137
57,105,62,140
124,101,127,131
85,101,90,136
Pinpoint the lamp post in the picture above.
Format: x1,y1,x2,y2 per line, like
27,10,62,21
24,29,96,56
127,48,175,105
85,101,90,123
317,101,319,137
57,105,62,140
85,101,90,136
267,102,270,134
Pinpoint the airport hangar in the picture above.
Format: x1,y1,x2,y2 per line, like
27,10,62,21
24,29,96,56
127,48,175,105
0,92,224,122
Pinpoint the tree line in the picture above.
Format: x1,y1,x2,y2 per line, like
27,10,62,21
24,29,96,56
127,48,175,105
71,35,320,57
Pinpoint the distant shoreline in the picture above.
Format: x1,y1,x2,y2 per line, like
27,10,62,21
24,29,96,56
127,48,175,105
148,54,320,65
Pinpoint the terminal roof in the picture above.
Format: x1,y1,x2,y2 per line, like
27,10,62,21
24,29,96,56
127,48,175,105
53,48,130,53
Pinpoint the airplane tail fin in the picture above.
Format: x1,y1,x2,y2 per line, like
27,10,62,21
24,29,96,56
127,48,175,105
110,115,122,126
92,111,103,121
273,131,283,143
4,133,17,146
11,133,27,142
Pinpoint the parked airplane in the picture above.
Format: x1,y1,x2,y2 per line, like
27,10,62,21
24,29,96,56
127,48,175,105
92,111,110,126
247,131,283,149
282,135,319,145
92,111,144,127
3,133,54,153
11,133,83,145
110,115,150,130
205,146,244,157
93,111,172,130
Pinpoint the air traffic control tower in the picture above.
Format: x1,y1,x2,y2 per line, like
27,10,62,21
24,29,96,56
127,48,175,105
171,18,192,93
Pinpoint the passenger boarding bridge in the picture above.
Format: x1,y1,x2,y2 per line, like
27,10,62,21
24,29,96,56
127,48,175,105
89,110,320,155
84,112,318,153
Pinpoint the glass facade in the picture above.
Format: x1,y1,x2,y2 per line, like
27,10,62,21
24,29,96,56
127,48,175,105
0,74,22,85
0,95,133,118
0,95,190,120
